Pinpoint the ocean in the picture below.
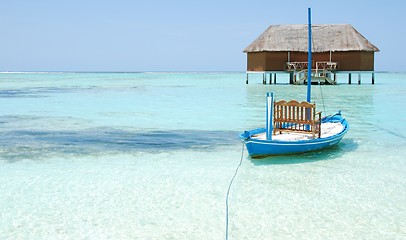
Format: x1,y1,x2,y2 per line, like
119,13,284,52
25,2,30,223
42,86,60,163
0,72,405,239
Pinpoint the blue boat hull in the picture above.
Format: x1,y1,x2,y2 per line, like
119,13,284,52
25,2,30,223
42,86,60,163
241,113,349,158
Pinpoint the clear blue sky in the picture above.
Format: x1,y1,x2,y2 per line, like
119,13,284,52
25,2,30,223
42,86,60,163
1,0,404,72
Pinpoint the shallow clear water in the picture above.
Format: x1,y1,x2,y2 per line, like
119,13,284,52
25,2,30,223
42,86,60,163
0,72,405,239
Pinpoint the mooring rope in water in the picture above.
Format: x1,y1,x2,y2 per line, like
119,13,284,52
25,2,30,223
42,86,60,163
225,142,245,240
318,80,327,116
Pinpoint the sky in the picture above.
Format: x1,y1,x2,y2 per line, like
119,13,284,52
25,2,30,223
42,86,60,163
1,0,405,72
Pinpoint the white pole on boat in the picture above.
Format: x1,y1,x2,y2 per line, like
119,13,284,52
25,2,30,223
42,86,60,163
307,7,312,103
266,92,273,140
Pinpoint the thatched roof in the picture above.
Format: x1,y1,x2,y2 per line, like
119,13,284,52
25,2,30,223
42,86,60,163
244,24,379,53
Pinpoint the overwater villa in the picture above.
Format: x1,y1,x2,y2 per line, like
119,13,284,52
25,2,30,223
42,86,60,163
244,24,379,84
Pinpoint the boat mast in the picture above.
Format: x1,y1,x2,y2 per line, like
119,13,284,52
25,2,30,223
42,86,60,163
307,7,312,102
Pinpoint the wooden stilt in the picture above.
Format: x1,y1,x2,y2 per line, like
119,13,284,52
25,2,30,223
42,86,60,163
348,73,352,84
274,73,277,84
289,72,294,84
269,73,272,84
263,73,266,84
372,72,375,84
358,73,361,85
246,73,248,84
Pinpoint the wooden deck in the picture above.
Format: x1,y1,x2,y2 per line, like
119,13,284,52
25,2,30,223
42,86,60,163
251,121,344,141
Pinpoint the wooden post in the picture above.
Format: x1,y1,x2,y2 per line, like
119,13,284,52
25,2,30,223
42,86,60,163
348,73,352,84
372,72,375,84
289,72,294,84
246,73,248,84
358,73,361,85
274,73,277,84
263,73,266,84
269,73,272,84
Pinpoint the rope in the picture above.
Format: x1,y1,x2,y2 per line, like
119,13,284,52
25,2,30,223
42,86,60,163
319,80,326,116
225,142,245,240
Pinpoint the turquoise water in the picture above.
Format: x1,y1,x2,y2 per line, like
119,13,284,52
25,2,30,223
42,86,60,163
0,72,405,239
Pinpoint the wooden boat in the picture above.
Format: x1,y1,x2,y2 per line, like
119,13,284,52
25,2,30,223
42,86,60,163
240,8,349,158
241,110,348,157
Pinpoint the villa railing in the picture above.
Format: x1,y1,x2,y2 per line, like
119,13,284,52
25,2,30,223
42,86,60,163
285,61,338,71
285,62,308,71
316,61,338,71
